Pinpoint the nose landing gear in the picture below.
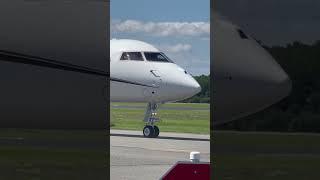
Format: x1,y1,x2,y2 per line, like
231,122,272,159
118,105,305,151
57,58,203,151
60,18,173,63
142,125,160,138
143,102,160,138
143,125,159,137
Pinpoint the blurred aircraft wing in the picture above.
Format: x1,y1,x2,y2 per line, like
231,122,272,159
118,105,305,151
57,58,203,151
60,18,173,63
0,1,109,129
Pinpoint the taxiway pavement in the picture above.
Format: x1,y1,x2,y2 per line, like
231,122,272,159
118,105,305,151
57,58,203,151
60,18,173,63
110,129,210,180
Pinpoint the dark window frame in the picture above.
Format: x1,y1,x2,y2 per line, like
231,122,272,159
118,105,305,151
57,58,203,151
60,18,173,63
120,52,144,61
143,52,173,63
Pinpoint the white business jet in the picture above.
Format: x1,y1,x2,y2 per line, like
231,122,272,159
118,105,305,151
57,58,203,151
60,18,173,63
109,14,292,135
213,14,292,125
110,39,201,137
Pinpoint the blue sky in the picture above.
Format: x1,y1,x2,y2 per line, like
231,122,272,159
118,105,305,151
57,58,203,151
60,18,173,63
111,0,210,75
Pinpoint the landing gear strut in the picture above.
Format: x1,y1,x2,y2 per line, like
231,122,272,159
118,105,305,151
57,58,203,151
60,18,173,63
143,102,160,138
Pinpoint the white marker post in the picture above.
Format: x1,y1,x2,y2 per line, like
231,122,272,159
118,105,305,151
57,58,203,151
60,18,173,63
190,151,200,163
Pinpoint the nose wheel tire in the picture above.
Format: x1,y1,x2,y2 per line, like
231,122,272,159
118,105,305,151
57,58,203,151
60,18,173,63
153,126,160,137
143,125,160,138
143,125,155,138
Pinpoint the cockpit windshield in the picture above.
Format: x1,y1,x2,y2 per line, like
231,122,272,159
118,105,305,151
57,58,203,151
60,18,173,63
120,52,144,61
144,52,173,63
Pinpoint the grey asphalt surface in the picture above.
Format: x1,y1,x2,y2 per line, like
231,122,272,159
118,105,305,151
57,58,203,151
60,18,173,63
111,105,210,110
110,130,210,180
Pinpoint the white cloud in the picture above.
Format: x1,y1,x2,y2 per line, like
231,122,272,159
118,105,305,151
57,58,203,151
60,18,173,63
111,20,210,37
158,43,192,53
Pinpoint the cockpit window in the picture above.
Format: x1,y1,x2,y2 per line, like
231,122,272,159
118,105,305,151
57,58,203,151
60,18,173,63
144,52,173,63
237,29,249,39
120,52,144,61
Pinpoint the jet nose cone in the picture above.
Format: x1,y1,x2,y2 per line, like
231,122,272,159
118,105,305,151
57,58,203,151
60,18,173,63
182,77,202,98
213,54,292,124
258,53,292,101
271,73,292,101
158,64,202,102
193,80,202,95
186,78,201,96
163,75,202,102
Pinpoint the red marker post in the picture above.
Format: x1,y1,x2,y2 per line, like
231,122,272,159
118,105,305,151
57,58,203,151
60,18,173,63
161,152,210,180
